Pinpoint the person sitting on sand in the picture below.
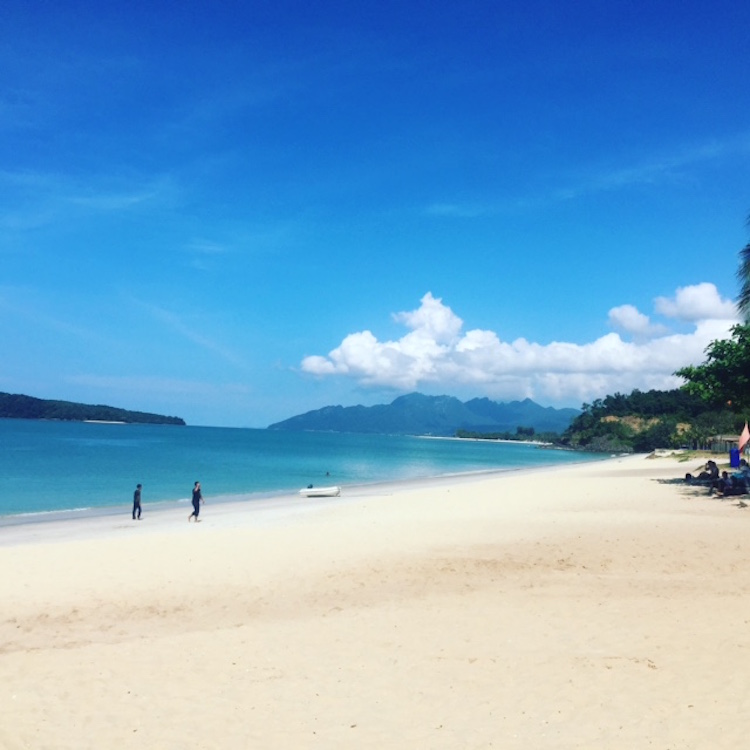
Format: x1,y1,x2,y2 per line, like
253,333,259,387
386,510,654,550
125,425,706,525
733,459,750,479
713,470,749,498
685,459,719,484
713,471,732,496
730,462,750,493
711,460,750,496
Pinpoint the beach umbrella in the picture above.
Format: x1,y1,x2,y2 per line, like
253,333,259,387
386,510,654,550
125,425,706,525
740,422,750,454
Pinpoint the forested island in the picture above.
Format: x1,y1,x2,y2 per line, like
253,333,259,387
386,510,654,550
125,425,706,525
0,392,185,425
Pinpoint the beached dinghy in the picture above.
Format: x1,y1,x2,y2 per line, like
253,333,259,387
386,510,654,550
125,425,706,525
299,485,341,498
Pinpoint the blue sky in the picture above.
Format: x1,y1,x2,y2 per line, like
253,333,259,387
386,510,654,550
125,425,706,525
1,0,748,427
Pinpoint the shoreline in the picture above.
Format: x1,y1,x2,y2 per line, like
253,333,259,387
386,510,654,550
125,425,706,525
0,454,612,542
1,419,603,519
3,453,749,748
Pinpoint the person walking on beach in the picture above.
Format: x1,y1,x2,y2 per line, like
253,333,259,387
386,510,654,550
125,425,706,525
132,483,142,520
188,481,203,522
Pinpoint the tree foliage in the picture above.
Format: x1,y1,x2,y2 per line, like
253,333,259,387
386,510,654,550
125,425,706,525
0,392,186,425
455,426,561,443
737,213,750,323
675,324,750,413
560,387,740,453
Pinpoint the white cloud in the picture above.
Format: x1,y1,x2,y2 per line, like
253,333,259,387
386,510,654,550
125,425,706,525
392,291,463,343
654,282,738,321
301,286,740,405
608,304,668,338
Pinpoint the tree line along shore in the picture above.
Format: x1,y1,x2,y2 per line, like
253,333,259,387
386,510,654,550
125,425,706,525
0,392,185,426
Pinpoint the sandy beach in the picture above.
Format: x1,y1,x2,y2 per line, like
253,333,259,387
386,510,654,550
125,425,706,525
2,453,750,749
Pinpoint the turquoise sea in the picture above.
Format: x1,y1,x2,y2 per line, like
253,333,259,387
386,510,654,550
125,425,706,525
1,418,600,522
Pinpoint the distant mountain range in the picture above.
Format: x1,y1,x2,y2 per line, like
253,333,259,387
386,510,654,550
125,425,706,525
268,393,579,436
0,392,186,425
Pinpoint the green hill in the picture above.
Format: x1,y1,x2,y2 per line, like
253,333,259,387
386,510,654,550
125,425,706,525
0,392,185,425
268,393,578,436
559,388,741,453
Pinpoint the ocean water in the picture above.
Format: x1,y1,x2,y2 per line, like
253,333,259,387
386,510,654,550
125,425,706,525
1,418,600,520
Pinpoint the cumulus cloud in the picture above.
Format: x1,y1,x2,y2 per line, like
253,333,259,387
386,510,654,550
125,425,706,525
300,287,739,405
654,282,738,322
608,304,668,338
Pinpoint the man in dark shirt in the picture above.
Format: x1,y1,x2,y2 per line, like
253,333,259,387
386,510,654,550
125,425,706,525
133,483,142,520
189,481,203,522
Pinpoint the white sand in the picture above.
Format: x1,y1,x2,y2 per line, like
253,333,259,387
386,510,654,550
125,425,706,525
2,454,750,749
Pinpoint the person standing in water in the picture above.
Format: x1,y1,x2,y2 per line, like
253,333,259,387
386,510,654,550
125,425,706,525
132,483,142,520
188,481,203,522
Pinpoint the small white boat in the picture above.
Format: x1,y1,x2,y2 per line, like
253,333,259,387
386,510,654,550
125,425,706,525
299,485,341,498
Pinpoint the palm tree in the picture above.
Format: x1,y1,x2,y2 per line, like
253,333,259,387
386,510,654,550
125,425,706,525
738,213,750,323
